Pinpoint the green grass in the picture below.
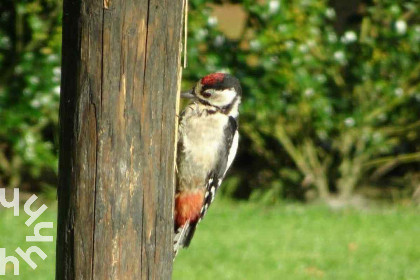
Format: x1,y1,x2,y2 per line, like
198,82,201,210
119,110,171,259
1,200,419,279
0,200,56,280
173,200,420,280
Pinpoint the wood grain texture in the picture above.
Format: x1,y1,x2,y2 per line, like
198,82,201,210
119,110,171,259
56,0,184,279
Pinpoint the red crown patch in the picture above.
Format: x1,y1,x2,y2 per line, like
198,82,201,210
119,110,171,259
201,73,225,86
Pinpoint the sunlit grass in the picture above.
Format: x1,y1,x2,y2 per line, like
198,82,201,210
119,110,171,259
0,200,56,280
0,199,419,279
173,200,420,280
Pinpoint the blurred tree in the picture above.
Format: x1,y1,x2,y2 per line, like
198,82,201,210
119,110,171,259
0,0,61,190
0,0,419,204
183,0,420,203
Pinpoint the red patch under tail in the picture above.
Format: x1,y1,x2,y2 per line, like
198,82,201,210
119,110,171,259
175,189,205,229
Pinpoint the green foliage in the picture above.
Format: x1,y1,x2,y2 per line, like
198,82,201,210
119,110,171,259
184,0,420,202
0,0,418,202
0,0,61,188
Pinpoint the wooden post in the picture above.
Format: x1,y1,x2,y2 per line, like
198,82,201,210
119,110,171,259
56,0,184,279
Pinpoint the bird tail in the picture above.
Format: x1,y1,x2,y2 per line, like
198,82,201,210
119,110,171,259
173,221,197,258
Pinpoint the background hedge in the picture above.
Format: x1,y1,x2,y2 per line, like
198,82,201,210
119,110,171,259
0,0,419,204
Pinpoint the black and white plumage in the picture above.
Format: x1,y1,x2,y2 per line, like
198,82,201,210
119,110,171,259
174,73,241,256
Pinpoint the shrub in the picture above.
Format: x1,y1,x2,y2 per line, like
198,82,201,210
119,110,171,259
0,0,418,203
0,0,61,189
184,0,420,203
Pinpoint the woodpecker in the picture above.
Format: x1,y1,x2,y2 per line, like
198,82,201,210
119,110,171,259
174,73,241,255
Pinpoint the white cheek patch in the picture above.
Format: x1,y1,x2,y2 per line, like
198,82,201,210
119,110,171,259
228,97,240,118
211,88,237,107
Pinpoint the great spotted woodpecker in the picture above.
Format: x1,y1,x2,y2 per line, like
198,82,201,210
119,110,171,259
174,73,241,255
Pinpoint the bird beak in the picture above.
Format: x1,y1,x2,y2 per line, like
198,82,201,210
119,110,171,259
181,89,195,99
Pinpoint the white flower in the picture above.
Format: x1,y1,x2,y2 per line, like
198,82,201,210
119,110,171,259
324,106,332,114
196,28,208,40
325,8,336,19
53,86,61,96
373,132,382,141
307,40,316,48
24,52,34,60
207,16,218,27
394,88,403,97
304,88,314,97
298,44,308,53
377,113,387,121
277,25,287,32
250,40,261,51
31,99,41,108
268,0,280,13
47,54,59,63
344,117,355,127
341,31,357,43
29,76,40,85
15,65,23,74
292,58,301,66
310,27,320,36
53,67,61,76
214,35,225,47
40,94,51,105
0,36,10,48
395,20,407,34
390,5,400,15
282,90,291,97
318,130,328,140
333,51,346,64
23,88,32,96
25,147,35,160
25,133,36,145
285,40,294,49
328,32,337,43
316,74,326,83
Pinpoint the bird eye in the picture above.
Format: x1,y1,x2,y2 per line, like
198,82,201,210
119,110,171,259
202,91,212,98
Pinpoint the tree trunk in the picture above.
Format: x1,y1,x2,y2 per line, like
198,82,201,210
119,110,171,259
56,0,184,279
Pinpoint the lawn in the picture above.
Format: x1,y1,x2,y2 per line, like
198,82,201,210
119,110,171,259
0,198,57,280
1,199,419,279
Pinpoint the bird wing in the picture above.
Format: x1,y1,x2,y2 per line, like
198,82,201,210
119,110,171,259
199,116,238,218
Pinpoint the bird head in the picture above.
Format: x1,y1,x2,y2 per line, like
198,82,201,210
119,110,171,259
182,73,242,116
